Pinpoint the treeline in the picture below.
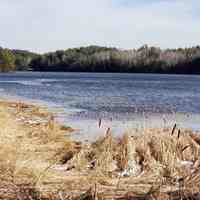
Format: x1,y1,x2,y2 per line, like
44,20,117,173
29,45,200,74
0,48,15,72
12,49,38,70
0,47,37,72
1,45,200,74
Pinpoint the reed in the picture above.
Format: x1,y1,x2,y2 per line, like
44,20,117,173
1,101,200,199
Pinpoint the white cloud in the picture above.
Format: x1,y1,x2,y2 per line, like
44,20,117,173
0,0,200,52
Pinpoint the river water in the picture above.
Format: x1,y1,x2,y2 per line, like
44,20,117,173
1,72,200,140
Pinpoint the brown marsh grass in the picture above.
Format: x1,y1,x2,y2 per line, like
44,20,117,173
1,101,200,199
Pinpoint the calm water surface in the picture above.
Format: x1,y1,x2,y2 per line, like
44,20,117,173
0,72,200,139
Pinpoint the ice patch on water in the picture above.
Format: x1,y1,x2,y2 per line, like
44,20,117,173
0,79,58,86
0,80,43,86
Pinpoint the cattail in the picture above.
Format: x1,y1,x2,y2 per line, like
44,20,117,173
98,118,102,128
177,129,181,139
181,145,191,152
171,124,177,135
106,127,111,136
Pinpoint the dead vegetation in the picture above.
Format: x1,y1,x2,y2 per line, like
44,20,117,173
1,101,200,199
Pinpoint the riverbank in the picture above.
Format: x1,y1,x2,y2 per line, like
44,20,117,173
1,100,200,199
2,45,200,74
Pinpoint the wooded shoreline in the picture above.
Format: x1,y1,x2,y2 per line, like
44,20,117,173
1,45,200,74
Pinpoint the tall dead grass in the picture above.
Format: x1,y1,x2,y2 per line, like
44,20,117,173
0,101,78,199
1,101,200,199
63,127,200,199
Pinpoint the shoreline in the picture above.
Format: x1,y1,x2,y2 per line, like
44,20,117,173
1,100,200,199
2,89,200,142
1,72,200,142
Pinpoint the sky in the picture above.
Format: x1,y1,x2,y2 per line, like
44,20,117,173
0,0,200,53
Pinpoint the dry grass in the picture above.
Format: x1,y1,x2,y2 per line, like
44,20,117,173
1,100,200,199
62,128,200,199
0,101,79,198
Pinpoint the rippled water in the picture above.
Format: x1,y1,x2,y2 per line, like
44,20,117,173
1,72,200,139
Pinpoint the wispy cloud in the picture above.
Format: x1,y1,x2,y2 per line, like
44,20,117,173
0,0,200,52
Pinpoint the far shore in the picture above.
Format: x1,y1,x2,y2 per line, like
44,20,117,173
1,99,200,199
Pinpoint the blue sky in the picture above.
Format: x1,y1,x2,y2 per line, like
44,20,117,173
0,0,200,52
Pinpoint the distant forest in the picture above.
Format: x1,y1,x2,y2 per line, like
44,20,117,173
1,45,200,74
